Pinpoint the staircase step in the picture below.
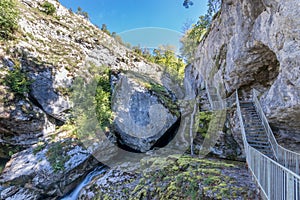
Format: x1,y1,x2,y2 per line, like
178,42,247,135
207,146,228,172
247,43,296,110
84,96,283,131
248,140,270,145
245,129,265,133
260,150,275,155
249,143,271,149
245,122,262,125
245,125,264,128
247,137,268,141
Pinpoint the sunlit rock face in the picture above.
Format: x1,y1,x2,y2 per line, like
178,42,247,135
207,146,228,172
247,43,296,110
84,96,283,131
0,139,100,199
111,73,180,152
186,0,300,137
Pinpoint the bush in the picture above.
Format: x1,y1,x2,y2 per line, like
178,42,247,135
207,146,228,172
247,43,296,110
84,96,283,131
4,64,31,95
0,0,19,39
41,1,56,15
95,67,112,128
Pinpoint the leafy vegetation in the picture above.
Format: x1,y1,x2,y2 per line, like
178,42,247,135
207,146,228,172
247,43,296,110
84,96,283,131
144,82,180,117
197,111,212,138
95,67,113,129
46,140,74,172
71,65,113,143
180,0,221,62
33,141,46,155
0,0,19,40
41,1,56,15
132,46,186,82
4,63,32,95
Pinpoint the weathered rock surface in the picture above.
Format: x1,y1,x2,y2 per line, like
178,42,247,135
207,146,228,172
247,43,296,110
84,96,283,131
0,60,55,158
79,156,260,200
112,72,180,152
0,139,99,199
187,0,300,137
0,0,183,154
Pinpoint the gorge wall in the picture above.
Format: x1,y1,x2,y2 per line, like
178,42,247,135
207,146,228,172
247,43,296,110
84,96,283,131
186,0,300,141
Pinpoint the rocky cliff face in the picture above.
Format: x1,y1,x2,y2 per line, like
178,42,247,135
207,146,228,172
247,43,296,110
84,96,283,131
186,0,300,140
0,0,182,155
0,0,183,198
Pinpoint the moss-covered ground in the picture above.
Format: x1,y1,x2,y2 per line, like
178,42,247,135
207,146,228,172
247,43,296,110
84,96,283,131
88,155,258,200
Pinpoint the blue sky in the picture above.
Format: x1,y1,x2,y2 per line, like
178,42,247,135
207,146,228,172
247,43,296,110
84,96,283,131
59,0,208,50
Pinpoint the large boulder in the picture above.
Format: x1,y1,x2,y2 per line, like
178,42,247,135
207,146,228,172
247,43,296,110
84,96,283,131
0,139,100,199
111,72,180,152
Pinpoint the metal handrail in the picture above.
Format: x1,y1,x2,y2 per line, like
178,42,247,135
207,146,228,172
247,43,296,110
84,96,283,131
205,83,300,199
236,90,300,200
205,82,226,110
252,89,300,175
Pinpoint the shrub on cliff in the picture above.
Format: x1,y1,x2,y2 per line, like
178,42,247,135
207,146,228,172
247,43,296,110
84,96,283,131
0,0,19,39
41,1,56,15
4,64,31,95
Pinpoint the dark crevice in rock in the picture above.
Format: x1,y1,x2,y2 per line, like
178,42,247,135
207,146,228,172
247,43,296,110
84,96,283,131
151,115,181,149
28,93,64,126
111,115,181,153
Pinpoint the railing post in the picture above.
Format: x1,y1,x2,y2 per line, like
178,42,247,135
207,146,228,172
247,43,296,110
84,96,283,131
286,173,294,200
267,159,271,197
284,151,287,168
296,158,299,175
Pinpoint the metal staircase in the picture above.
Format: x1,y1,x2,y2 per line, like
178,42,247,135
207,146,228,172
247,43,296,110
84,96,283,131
240,101,276,159
205,83,300,199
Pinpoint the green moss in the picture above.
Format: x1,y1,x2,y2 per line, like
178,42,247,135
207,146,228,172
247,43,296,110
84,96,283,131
147,82,180,117
125,156,253,200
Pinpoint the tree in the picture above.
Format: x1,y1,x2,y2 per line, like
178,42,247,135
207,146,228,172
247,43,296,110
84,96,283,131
101,24,110,35
0,0,19,39
183,0,193,8
180,0,221,62
76,6,89,20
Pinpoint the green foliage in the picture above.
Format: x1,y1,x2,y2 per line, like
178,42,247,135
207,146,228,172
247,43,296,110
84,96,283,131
197,111,212,138
41,1,56,15
71,65,112,142
0,0,19,39
132,46,186,83
46,141,72,172
180,0,221,62
4,64,32,95
146,82,180,117
33,141,46,155
95,68,113,129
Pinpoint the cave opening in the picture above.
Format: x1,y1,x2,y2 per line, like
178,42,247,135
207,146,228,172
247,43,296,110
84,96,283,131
238,42,280,93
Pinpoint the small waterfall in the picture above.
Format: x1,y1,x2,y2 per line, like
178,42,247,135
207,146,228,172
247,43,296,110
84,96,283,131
61,166,107,200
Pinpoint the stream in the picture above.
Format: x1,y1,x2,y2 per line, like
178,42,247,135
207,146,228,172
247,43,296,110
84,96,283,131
61,166,107,200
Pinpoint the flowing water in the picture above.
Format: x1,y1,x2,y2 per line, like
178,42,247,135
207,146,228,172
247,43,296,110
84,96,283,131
61,166,107,200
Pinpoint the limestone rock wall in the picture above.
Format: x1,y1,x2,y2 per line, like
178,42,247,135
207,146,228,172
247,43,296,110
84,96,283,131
187,0,300,136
